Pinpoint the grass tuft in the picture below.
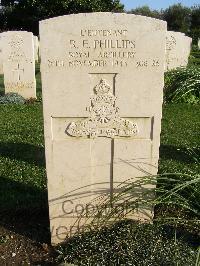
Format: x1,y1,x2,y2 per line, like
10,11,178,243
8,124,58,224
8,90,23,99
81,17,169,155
164,66,200,104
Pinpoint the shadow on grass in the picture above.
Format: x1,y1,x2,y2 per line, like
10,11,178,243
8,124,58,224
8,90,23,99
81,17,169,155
159,144,199,164
0,175,50,244
0,142,45,167
56,219,199,265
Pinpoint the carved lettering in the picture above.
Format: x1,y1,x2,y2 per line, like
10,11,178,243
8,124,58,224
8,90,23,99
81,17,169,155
5,81,35,90
8,34,26,61
69,40,78,48
69,60,107,67
98,51,135,59
112,60,128,67
166,35,176,51
152,60,159,67
93,39,135,49
48,59,65,67
69,51,90,58
80,29,128,37
44,28,163,69
136,60,148,67
82,40,90,48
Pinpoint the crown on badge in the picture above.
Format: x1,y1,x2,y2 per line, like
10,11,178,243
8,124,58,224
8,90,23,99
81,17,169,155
94,79,111,95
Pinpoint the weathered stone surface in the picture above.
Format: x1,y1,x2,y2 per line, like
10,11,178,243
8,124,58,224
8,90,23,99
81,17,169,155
165,31,192,71
0,34,3,75
33,35,39,62
2,31,36,99
40,13,167,245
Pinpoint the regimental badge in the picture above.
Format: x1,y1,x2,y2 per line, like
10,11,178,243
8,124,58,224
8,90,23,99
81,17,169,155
66,79,138,138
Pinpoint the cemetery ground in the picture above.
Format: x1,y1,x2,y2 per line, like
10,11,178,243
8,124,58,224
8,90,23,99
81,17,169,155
0,65,199,264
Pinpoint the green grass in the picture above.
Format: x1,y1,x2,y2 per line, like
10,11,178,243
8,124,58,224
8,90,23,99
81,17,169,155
35,62,42,99
0,64,44,211
159,104,200,175
56,220,198,265
164,66,200,104
189,45,200,67
0,103,46,211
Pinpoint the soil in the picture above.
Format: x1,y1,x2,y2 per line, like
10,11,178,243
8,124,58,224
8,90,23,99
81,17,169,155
0,209,57,265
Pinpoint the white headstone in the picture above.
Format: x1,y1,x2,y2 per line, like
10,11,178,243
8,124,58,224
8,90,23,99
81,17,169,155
2,31,36,99
40,13,167,244
33,35,39,62
165,31,192,71
0,34,3,75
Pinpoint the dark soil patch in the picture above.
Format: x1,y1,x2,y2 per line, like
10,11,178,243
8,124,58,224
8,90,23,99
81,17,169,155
0,209,56,265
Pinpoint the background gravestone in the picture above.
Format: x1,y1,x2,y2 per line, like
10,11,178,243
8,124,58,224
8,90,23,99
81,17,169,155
2,31,36,99
0,34,3,75
165,31,192,71
33,35,39,62
40,13,167,244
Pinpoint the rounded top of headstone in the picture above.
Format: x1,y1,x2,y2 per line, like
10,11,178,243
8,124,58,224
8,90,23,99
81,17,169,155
167,31,192,42
2,31,34,37
167,31,187,37
39,12,167,29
